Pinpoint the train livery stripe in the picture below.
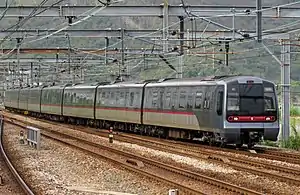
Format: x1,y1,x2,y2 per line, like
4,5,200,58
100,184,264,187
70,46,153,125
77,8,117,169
40,104,195,116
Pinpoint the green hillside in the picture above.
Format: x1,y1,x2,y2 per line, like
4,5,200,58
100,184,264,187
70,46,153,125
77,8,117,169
1,0,300,100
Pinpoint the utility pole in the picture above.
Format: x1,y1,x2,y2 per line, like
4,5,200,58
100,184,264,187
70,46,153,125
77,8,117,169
30,62,33,86
281,38,291,141
105,37,109,66
231,8,236,40
225,41,229,66
37,64,40,85
178,16,184,78
256,0,262,42
17,16,23,88
121,27,125,76
16,37,22,87
8,62,11,88
163,0,169,53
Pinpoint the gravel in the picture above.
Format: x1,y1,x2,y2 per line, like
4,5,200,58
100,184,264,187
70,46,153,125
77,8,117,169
0,153,25,195
4,112,300,194
2,123,171,195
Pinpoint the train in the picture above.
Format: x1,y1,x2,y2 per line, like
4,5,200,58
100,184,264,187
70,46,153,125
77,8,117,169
4,75,280,148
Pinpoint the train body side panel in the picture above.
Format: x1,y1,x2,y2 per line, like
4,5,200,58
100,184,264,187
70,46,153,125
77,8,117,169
28,88,42,113
142,85,201,130
4,89,19,109
63,86,96,119
41,87,64,116
18,88,29,111
95,85,143,124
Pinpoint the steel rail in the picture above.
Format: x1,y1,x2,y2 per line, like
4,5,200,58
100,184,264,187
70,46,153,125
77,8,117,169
4,113,300,186
5,117,263,195
0,116,35,195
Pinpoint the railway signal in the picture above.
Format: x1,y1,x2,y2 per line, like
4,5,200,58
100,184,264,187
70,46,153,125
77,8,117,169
109,127,113,143
19,130,24,144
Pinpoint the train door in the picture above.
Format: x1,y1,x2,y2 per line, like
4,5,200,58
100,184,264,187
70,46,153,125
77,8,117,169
214,85,225,130
170,87,179,126
193,86,204,128
202,86,210,129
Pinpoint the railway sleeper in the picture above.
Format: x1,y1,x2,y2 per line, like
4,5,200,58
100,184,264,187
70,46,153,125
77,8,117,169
0,175,3,185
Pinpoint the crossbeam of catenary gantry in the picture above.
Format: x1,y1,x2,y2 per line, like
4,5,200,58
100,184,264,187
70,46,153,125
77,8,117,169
0,29,292,40
1,5,300,17
0,58,107,63
0,48,175,55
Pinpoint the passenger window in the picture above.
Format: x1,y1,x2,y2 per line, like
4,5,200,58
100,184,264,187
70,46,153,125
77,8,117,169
206,91,211,109
111,92,115,105
195,92,202,109
120,92,125,106
135,91,140,107
187,94,193,109
152,91,158,108
101,92,105,105
125,91,129,106
129,92,134,106
171,92,177,109
105,92,110,105
165,92,171,108
115,91,120,106
179,91,186,109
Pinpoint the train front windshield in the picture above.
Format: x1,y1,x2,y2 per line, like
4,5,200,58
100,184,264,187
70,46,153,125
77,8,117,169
227,82,277,117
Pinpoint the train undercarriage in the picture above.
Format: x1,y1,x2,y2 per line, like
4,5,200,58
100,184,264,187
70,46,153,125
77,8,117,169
6,107,261,149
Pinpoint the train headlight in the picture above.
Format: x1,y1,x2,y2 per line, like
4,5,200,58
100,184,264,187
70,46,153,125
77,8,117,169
265,116,275,121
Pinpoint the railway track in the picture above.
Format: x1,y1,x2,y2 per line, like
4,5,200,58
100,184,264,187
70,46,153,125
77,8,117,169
4,110,300,164
0,116,35,195
7,118,263,195
254,146,300,161
4,113,300,187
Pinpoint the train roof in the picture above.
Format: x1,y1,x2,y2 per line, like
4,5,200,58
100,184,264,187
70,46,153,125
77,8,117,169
145,75,275,87
13,75,274,91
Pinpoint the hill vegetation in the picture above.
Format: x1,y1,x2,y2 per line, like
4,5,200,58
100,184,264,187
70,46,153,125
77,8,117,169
2,0,300,101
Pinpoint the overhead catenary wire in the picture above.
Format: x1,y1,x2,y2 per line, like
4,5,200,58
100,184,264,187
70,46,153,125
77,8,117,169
0,0,123,60
3,0,300,82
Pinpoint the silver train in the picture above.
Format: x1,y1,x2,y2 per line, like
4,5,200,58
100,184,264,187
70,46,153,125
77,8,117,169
4,75,280,148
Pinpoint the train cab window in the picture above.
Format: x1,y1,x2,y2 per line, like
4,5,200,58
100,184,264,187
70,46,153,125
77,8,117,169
227,92,239,111
194,92,202,109
264,87,276,111
179,91,186,109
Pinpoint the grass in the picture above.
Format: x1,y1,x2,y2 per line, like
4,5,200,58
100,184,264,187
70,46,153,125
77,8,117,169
279,118,300,151
290,106,300,117
262,140,279,147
